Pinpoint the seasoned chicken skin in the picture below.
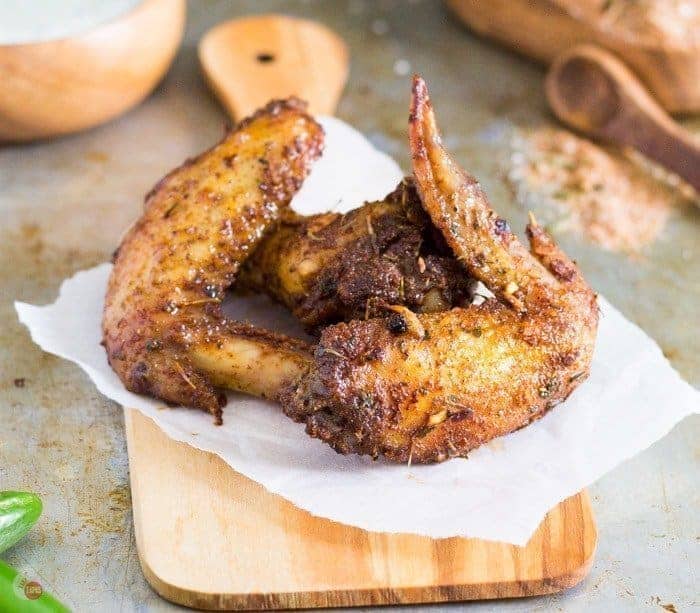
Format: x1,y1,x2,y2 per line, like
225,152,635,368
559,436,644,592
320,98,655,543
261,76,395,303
283,77,599,462
239,178,475,334
102,99,323,423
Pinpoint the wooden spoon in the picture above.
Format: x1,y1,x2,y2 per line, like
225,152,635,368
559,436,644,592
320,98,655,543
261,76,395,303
546,45,700,193
198,14,349,120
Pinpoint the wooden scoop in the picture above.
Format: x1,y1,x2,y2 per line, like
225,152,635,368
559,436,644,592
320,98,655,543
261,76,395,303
198,14,349,120
546,45,700,193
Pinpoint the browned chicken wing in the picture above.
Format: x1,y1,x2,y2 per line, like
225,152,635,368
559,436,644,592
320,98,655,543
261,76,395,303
239,178,475,334
282,77,599,462
102,99,323,423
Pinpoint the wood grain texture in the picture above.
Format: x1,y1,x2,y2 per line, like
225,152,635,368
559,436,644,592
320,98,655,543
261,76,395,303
125,409,597,610
446,0,700,114
199,14,349,120
0,0,185,142
546,45,700,193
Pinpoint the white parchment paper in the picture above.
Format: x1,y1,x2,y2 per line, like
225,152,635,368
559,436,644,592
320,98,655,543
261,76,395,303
15,117,699,545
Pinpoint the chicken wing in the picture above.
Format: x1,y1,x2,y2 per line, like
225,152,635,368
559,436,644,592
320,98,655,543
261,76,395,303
238,178,475,333
282,77,599,462
102,99,323,423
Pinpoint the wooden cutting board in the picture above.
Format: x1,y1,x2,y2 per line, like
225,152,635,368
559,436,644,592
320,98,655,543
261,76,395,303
125,409,597,610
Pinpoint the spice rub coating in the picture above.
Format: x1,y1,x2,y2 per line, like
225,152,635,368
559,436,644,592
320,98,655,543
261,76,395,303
102,99,323,422
239,178,475,334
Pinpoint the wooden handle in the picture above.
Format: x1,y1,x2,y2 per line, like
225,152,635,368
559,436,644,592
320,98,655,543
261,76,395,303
545,45,700,192
198,14,349,120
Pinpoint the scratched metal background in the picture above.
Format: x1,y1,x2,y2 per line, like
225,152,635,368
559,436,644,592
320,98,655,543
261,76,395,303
1,1,697,611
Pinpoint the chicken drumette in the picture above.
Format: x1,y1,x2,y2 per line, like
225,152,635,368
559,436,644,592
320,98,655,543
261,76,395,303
238,178,475,334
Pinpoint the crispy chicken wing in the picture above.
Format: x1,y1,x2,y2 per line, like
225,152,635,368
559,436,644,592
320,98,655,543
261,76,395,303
102,99,323,423
282,77,599,462
239,179,475,334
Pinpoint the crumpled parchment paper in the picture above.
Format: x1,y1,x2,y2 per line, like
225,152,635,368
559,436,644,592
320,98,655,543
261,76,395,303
15,117,699,545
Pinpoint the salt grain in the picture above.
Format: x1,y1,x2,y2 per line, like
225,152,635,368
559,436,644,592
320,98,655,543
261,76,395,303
508,128,696,253
393,59,411,76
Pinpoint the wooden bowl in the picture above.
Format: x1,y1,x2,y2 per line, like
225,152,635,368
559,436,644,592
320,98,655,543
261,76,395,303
0,0,185,142
446,0,700,115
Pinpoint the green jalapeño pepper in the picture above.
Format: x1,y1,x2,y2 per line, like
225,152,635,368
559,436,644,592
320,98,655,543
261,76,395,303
0,492,70,610
0,491,43,554
0,560,71,612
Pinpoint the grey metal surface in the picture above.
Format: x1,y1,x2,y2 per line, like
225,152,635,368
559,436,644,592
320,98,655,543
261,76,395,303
0,1,697,611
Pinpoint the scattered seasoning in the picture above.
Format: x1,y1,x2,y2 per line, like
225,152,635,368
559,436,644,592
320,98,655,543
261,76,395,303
387,312,408,335
172,361,196,390
494,217,510,235
366,214,378,253
145,339,161,351
13,378,25,388
163,202,179,218
508,128,696,253
203,284,219,299
357,392,374,412
338,213,355,232
176,298,221,308
319,347,345,360
164,301,179,314
538,379,557,399
428,409,447,426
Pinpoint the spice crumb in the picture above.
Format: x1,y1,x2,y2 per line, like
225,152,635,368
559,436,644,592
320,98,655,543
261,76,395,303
393,59,411,76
